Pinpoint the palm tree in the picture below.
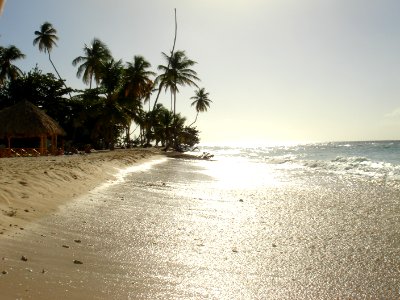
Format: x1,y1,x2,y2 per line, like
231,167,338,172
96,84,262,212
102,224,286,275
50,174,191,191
124,55,156,103
0,45,25,85
156,50,199,116
154,105,175,149
120,56,155,146
189,88,212,127
100,58,123,99
99,58,129,149
33,22,63,80
72,38,111,89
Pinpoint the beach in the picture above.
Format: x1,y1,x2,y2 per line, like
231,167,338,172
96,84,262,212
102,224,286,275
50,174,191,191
0,148,161,237
1,142,400,299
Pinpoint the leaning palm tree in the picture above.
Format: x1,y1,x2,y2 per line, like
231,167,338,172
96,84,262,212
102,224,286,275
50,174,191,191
156,50,199,116
0,45,25,85
72,38,111,89
189,88,212,127
33,22,63,80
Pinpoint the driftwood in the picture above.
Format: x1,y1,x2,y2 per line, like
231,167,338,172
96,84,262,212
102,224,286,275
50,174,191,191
166,151,214,160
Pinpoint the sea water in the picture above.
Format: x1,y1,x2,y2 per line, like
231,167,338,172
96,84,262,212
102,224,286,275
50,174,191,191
201,140,400,182
2,141,400,299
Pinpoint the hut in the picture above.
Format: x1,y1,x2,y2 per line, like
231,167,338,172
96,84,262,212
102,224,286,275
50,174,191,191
0,100,65,156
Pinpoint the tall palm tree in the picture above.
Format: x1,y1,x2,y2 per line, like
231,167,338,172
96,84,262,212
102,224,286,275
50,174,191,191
121,56,155,146
100,58,123,100
189,88,212,127
72,38,111,89
0,45,25,85
155,106,175,149
156,50,199,116
99,58,128,149
33,22,63,80
124,55,156,103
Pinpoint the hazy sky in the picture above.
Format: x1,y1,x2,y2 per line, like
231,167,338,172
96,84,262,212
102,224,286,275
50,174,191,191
1,0,400,144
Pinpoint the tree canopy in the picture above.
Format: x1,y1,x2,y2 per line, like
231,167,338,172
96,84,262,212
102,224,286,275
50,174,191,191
0,20,212,152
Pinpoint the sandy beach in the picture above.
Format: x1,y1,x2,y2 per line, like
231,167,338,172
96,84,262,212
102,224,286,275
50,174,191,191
0,148,161,237
1,143,400,299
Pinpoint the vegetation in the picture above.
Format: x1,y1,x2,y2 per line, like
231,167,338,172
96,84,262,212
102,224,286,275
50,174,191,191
190,88,212,127
0,20,212,152
0,45,25,85
33,22,61,81
72,38,112,89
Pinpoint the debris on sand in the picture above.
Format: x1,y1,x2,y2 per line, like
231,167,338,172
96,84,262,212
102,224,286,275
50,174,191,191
73,260,83,264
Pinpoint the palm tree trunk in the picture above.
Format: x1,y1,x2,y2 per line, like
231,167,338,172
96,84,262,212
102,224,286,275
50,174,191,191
173,89,179,149
89,73,92,89
48,52,72,99
173,89,177,117
152,9,177,111
125,125,130,148
189,111,199,127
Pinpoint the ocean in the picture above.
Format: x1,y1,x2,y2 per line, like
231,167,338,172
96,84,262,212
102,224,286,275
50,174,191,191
200,140,400,183
2,140,400,299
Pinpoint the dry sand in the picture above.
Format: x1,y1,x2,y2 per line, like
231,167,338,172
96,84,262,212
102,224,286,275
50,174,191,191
0,148,170,299
0,148,161,237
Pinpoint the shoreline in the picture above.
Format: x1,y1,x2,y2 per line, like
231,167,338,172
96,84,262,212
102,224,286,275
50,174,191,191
1,146,400,298
0,148,162,237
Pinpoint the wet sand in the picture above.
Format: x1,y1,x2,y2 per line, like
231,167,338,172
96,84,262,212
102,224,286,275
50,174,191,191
0,148,160,230
1,150,400,299
0,148,161,239
0,151,167,299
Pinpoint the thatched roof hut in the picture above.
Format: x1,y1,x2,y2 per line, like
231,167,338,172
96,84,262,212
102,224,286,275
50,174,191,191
0,100,65,155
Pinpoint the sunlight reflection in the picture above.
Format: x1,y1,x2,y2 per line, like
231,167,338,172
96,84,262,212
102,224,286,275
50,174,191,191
196,157,280,189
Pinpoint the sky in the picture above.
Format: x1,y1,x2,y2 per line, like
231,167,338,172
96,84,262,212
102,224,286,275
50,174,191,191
1,0,400,144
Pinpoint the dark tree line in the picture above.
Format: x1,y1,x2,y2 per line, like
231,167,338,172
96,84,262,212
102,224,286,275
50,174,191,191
0,21,212,151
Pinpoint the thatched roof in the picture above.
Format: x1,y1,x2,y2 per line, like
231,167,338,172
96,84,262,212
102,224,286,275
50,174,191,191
0,100,65,138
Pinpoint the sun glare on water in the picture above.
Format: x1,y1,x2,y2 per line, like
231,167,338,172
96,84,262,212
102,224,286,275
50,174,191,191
198,156,280,190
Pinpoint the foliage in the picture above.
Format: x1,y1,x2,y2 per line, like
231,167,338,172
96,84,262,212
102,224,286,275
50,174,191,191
72,38,112,89
0,27,211,151
189,87,212,126
33,22,58,54
0,45,25,85
33,22,65,85
156,50,199,115
0,67,72,126
178,126,200,150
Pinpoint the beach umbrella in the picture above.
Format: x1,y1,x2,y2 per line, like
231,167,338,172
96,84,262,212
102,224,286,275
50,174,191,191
0,100,65,154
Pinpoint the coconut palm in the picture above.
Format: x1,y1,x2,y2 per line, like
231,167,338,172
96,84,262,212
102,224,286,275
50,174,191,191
124,55,156,104
33,22,63,80
119,56,155,146
72,38,111,89
0,45,25,85
100,58,123,99
156,50,199,116
189,88,212,126
155,106,175,149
